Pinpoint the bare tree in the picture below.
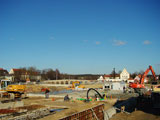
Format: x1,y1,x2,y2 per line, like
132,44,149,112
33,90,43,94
55,69,60,80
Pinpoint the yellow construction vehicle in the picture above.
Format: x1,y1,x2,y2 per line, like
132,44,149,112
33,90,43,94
0,79,26,99
67,81,85,90
152,84,160,92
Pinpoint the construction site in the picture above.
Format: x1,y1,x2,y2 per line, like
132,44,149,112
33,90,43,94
0,65,160,120
1,0,160,119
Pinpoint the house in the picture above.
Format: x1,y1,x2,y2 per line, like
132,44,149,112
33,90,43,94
9,68,21,75
9,68,23,81
9,68,41,82
120,68,130,81
134,75,148,83
103,74,121,82
0,68,8,76
127,75,149,84
101,68,130,82
104,74,120,80
97,76,104,81
0,68,9,79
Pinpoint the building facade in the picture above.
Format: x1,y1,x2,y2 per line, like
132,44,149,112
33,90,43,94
98,68,130,82
120,68,130,81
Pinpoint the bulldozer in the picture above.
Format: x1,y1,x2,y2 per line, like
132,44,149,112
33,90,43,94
0,79,26,99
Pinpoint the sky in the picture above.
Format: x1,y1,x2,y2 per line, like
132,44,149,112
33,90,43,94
0,0,160,74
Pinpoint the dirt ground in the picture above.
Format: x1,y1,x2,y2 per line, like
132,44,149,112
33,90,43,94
1,83,160,120
83,84,103,89
110,111,160,120
25,84,103,94
25,85,67,93
22,97,114,120
22,96,160,120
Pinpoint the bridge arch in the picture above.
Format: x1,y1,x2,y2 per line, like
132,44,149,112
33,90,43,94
65,81,68,84
61,81,64,84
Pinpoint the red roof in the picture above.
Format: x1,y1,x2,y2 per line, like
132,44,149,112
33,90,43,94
12,69,21,71
104,75,111,77
104,74,120,77
0,68,3,70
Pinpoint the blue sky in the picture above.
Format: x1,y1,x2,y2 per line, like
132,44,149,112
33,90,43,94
0,0,160,74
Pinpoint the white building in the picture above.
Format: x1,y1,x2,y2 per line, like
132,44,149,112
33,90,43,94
9,68,21,74
120,68,130,81
134,75,148,83
99,68,130,82
97,76,104,81
103,82,126,91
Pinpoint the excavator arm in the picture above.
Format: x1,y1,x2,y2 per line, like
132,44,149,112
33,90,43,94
140,65,157,84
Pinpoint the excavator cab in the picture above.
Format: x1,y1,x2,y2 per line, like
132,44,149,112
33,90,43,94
0,79,12,90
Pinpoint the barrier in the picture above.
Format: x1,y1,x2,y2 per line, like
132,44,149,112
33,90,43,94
60,104,104,120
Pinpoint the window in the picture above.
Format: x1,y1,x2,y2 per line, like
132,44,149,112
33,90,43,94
105,86,110,88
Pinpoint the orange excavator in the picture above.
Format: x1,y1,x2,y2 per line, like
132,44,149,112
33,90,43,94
129,65,157,93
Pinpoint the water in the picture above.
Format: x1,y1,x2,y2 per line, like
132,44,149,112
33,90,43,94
51,90,75,95
33,90,76,95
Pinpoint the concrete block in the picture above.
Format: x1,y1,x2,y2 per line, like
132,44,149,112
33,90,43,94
104,107,116,120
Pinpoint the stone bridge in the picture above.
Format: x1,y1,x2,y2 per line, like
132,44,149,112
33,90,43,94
43,79,91,85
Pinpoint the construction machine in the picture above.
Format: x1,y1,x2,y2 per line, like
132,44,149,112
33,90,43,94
129,65,157,93
0,79,26,99
129,66,160,108
67,81,85,90
153,85,160,92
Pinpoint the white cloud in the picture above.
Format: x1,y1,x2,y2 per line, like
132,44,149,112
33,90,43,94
143,40,151,45
95,41,101,45
113,40,126,46
49,36,55,40
83,40,88,43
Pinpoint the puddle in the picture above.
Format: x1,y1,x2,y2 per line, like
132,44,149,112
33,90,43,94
32,90,78,95
50,108,67,112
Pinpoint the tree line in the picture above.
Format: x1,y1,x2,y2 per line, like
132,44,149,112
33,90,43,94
12,67,160,82
13,67,100,81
